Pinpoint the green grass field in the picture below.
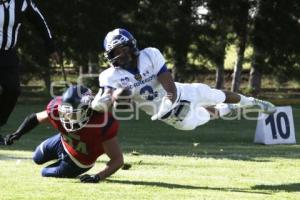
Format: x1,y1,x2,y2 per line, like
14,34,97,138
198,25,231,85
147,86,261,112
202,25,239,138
0,101,300,200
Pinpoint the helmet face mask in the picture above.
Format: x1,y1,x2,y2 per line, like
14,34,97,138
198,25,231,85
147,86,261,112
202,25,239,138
59,86,93,133
58,104,90,132
104,28,139,69
105,45,133,69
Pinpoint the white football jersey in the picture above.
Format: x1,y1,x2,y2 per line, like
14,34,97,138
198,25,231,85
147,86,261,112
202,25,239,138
98,47,227,130
99,47,168,115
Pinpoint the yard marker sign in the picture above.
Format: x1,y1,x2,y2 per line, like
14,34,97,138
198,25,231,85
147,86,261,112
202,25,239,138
254,106,296,144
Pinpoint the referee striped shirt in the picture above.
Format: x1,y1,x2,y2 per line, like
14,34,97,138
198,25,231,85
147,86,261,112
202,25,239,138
0,0,54,52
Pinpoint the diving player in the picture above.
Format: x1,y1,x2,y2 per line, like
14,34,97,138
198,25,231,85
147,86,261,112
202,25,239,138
91,28,276,131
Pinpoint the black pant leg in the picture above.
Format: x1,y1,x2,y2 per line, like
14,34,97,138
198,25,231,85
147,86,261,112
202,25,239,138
0,51,20,127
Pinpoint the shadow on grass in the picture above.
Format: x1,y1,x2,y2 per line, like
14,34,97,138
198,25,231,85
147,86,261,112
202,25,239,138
252,183,300,192
107,179,271,194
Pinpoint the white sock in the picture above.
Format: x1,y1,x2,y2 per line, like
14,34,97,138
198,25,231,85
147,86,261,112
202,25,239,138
215,103,231,117
238,94,255,107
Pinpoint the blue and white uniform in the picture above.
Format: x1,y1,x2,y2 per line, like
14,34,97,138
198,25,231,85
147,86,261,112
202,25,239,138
98,47,226,130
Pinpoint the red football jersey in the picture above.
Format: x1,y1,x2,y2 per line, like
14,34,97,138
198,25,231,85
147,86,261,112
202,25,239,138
46,97,119,168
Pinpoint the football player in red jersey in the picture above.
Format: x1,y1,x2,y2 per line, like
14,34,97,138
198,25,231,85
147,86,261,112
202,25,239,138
4,85,124,183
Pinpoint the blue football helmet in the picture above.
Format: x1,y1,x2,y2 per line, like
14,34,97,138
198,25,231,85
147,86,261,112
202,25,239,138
103,28,139,68
58,85,93,132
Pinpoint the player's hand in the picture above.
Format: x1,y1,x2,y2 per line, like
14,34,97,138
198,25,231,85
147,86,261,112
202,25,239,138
112,88,132,102
79,174,101,183
81,95,94,106
4,132,22,145
91,90,113,112
151,97,174,120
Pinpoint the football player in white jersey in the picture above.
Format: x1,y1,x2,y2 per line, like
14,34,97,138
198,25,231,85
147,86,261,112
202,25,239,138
91,28,276,131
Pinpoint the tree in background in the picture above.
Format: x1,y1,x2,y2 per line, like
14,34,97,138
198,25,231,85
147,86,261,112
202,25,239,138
249,0,300,94
130,0,201,82
200,0,235,89
231,0,251,92
17,0,300,94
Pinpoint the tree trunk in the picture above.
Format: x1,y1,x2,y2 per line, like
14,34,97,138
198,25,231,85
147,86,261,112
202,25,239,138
40,58,51,93
173,52,187,82
172,0,192,82
88,52,98,74
215,43,226,89
231,34,247,92
248,0,264,96
43,63,51,92
215,65,224,89
249,46,263,95
249,66,262,95
231,0,250,92
79,66,84,76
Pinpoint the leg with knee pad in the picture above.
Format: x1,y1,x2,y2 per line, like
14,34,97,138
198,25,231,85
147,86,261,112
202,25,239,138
32,134,63,165
33,141,48,165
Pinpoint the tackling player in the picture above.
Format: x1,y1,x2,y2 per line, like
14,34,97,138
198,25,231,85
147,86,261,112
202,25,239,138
91,28,276,131
4,85,124,183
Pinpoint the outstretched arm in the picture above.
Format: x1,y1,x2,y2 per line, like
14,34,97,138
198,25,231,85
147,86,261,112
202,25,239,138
25,0,55,53
5,110,49,145
98,137,124,179
157,70,177,103
151,69,178,120
80,137,124,183
25,0,60,62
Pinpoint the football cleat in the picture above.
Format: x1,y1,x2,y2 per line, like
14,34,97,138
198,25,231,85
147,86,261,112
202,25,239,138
253,99,277,114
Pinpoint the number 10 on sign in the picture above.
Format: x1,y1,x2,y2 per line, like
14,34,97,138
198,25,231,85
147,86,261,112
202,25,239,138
254,106,296,144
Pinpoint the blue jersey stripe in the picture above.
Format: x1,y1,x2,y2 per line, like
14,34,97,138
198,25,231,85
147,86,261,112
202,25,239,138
157,64,168,76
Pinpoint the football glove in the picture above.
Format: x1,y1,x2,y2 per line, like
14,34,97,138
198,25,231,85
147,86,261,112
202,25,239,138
151,97,174,120
81,95,94,106
79,174,101,183
5,132,22,145
4,113,39,145
91,89,112,112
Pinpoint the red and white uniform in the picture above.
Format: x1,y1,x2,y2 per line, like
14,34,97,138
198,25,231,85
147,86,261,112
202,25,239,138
46,97,119,168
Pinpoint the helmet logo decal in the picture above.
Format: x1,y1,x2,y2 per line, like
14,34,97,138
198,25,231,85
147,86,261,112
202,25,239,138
105,34,129,51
